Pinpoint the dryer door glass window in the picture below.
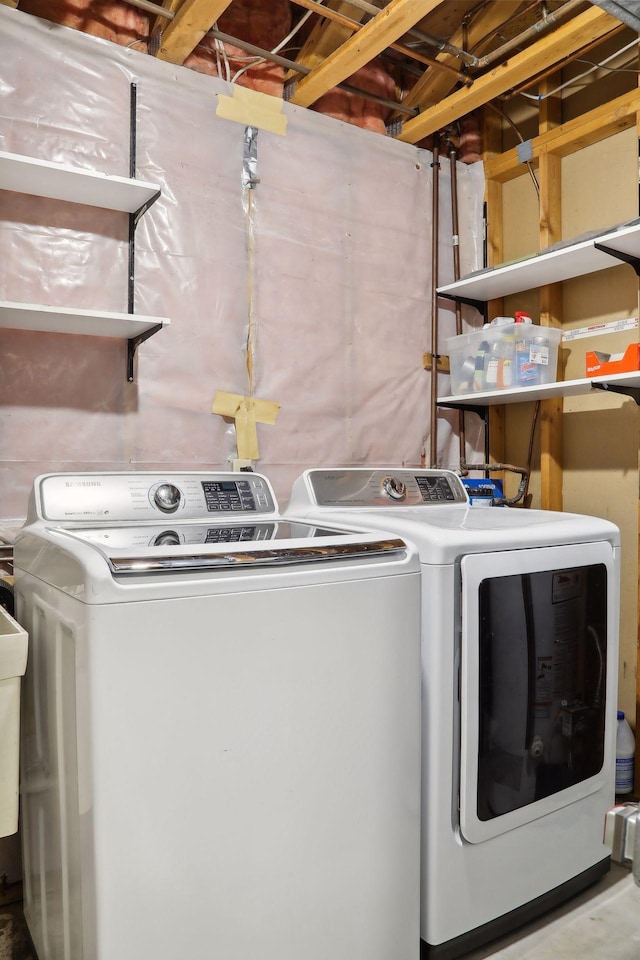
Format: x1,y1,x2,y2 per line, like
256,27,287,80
476,563,607,822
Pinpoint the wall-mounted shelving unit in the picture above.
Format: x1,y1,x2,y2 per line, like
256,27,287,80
0,150,160,212
436,218,640,412
0,300,167,382
438,371,640,415
437,219,640,309
0,84,169,381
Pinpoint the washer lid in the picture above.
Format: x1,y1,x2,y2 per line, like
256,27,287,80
51,520,408,575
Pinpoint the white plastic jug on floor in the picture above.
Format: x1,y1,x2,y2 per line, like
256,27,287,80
615,710,636,796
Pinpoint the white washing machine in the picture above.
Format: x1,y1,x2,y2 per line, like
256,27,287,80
286,468,621,959
13,471,422,960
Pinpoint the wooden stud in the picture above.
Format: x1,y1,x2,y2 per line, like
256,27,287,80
484,106,506,473
485,86,640,184
538,82,564,513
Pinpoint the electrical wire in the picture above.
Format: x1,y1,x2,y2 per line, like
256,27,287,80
485,101,540,199
231,7,315,84
519,38,640,101
214,25,231,82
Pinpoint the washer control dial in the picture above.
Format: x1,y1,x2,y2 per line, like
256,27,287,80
381,476,407,501
152,483,182,514
153,530,181,546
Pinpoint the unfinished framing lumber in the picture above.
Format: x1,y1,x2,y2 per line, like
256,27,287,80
538,82,564,513
484,86,640,183
397,7,620,144
289,0,445,107
156,0,233,64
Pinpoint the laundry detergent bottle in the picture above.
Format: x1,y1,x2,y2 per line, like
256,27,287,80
615,710,636,795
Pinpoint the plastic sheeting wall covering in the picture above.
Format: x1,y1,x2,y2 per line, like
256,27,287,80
0,7,484,523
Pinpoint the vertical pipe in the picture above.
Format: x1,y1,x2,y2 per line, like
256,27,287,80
429,136,440,468
449,143,467,467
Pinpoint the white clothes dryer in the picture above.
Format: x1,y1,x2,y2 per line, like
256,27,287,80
286,468,621,960
13,471,422,960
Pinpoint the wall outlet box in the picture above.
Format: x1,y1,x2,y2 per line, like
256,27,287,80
230,459,253,472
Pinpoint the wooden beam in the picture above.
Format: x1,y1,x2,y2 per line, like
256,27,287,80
398,0,519,117
151,0,185,39
286,1,367,81
484,106,506,475
289,0,462,79
485,85,640,183
396,7,620,144
156,0,234,65
289,0,446,108
538,82,563,513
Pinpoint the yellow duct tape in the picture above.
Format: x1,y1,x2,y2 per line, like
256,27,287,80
216,86,287,136
212,391,280,461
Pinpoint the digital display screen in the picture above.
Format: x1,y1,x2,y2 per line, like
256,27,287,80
201,480,256,512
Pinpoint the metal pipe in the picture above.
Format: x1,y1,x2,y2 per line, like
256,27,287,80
429,136,440,468
474,0,585,70
336,0,481,67
289,0,469,81
448,142,466,466
204,30,419,116
120,0,419,117
465,0,544,57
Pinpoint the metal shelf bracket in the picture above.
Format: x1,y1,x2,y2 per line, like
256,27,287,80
438,290,486,313
591,381,640,405
127,324,164,383
126,82,163,382
593,241,640,276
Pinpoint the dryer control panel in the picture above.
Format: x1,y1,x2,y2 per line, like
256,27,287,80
303,469,469,507
31,472,278,523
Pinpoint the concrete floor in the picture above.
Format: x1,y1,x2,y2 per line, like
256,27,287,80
0,864,637,959
466,863,640,960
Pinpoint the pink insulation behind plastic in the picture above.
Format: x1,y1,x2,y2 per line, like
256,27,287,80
0,7,484,522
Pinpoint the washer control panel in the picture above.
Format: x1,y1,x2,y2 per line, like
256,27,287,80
303,469,469,507
34,472,277,523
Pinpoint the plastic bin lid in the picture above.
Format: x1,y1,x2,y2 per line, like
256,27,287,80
0,608,27,681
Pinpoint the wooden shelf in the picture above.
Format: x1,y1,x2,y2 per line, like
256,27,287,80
438,371,640,408
0,150,160,213
437,219,640,304
0,300,169,339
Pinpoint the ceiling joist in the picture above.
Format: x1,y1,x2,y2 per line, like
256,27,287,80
156,0,234,64
396,0,523,117
289,0,447,108
396,5,622,143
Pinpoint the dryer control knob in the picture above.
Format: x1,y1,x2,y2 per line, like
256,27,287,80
382,476,407,501
153,483,181,513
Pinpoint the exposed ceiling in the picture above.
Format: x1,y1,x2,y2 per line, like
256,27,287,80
10,0,638,149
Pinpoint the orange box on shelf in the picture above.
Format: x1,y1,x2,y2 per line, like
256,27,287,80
585,343,640,378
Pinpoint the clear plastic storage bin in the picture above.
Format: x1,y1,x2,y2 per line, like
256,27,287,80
446,322,562,396
0,606,28,838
